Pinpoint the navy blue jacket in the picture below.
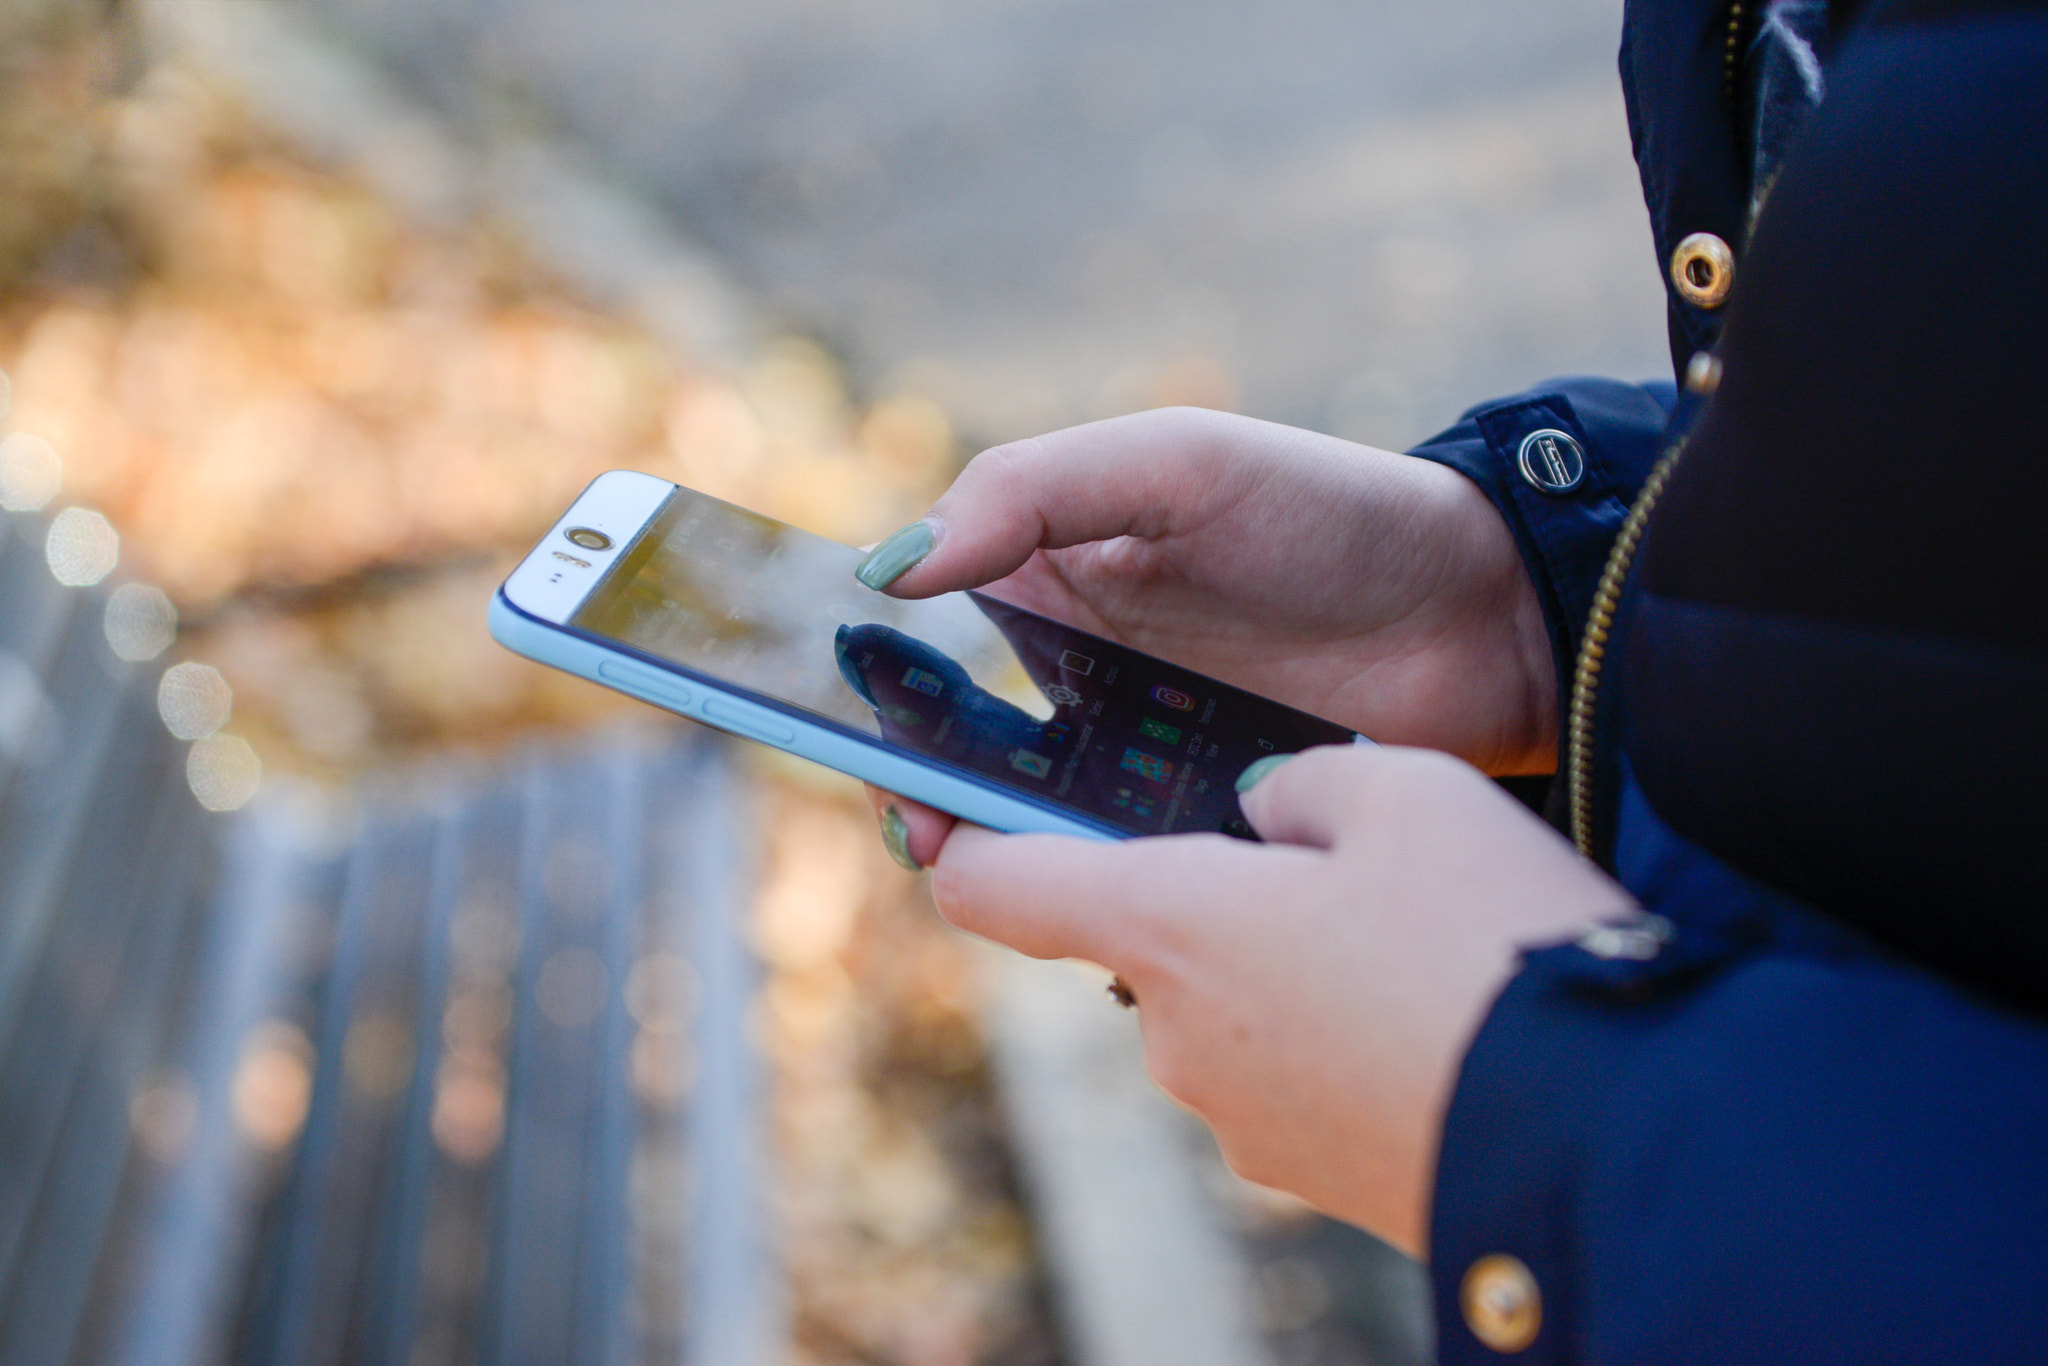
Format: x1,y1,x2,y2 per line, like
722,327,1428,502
1408,1,2048,1358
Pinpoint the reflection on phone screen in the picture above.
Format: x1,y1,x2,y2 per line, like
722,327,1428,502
573,488,1358,836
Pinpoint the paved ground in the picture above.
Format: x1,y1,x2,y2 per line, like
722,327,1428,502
290,0,1667,450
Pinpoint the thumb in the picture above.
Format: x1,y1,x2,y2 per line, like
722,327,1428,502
927,825,1137,963
1235,742,1401,850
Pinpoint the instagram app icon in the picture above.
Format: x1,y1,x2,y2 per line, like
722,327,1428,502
1150,684,1195,711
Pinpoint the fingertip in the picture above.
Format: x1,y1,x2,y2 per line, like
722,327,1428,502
870,793,955,871
873,432,1095,597
853,516,940,593
1235,742,1382,848
878,805,922,871
1233,752,1297,795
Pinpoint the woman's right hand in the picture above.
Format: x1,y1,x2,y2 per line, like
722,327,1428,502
858,406,1555,776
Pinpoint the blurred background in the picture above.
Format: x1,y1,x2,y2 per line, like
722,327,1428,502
0,0,1663,1362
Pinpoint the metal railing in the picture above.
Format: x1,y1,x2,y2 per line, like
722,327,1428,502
0,507,780,1366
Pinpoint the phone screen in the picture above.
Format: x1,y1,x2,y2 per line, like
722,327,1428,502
571,486,1361,837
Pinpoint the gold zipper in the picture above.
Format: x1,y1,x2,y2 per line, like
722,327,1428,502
1723,2,1748,98
1566,441,1688,858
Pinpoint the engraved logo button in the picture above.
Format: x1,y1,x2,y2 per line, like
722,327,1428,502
1516,429,1587,495
1461,1254,1542,1353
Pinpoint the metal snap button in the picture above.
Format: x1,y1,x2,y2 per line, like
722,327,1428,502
1671,232,1735,309
1577,912,1673,961
1461,1254,1542,1353
1684,349,1723,395
1516,428,1586,496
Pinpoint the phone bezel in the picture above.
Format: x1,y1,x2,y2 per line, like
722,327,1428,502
498,468,672,625
494,471,1129,840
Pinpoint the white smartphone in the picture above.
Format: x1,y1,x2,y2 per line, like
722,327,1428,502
490,471,1369,841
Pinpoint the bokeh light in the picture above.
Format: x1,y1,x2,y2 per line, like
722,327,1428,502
430,1052,506,1165
158,660,232,739
104,583,179,662
44,505,116,584
232,1019,314,1151
185,731,261,810
0,432,61,511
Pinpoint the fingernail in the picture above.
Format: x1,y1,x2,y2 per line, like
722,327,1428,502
1234,752,1296,794
879,805,922,871
855,518,936,591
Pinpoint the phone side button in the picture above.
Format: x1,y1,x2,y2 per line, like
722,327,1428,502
700,697,797,745
598,660,693,710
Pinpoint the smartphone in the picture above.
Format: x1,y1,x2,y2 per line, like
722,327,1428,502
490,471,1368,841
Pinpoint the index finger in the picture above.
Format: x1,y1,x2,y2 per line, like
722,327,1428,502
868,408,1249,598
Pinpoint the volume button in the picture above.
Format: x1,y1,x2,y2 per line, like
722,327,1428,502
597,659,693,710
701,697,797,744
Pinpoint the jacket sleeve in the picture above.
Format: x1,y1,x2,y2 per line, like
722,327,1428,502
1428,2,2048,1359
1429,896,2048,1364
1405,378,1673,744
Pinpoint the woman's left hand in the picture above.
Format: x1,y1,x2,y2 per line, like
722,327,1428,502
915,743,1635,1256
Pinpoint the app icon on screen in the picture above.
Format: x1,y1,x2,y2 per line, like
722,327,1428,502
1119,748,1173,783
1138,717,1183,744
901,666,946,697
1150,684,1195,711
1111,787,1156,817
1009,749,1053,780
1059,650,1097,676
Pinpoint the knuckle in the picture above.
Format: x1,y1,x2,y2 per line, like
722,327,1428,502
965,434,1044,490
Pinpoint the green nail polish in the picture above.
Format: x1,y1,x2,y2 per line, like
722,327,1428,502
1234,752,1296,794
880,806,922,871
855,519,936,591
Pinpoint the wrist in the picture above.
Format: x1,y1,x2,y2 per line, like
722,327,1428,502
1430,466,1561,774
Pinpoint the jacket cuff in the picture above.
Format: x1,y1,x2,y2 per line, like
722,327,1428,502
1428,921,2048,1363
1406,378,1673,742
